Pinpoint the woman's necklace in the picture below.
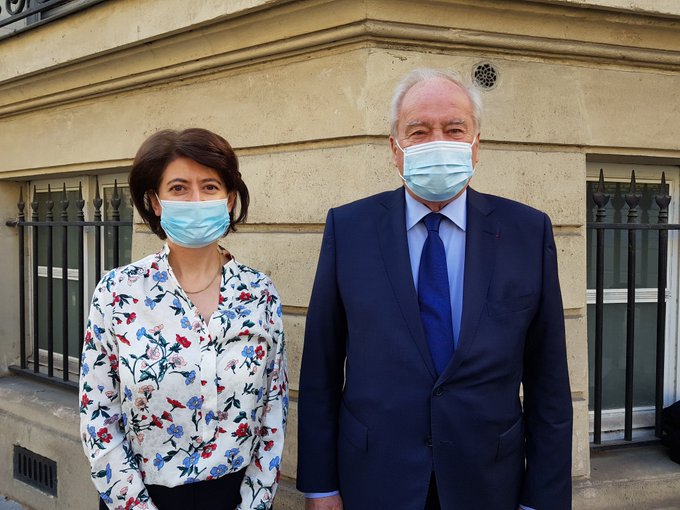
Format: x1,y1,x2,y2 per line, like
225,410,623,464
183,253,223,294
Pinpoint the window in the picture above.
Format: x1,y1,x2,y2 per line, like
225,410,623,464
586,161,680,440
16,174,132,382
0,0,104,39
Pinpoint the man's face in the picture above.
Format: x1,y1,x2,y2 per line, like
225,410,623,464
390,78,480,197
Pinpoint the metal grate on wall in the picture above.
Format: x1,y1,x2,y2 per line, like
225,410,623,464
13,445,57,496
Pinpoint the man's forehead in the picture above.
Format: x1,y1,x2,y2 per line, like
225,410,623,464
405,118,468,127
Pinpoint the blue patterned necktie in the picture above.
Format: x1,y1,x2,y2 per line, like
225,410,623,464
418,212,454,375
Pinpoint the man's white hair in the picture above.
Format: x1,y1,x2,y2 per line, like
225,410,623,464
389,68,483,137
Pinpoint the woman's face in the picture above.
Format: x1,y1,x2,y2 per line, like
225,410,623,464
150,157,236,216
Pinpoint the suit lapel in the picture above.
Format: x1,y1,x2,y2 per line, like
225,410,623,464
377,188,437,379
440,188,497,380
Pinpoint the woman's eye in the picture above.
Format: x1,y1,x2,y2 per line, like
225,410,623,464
170,185,184,192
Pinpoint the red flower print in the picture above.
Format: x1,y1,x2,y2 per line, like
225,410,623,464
97,427,112,443
166,397,186,409
263,440,274,451
235,423,250,438
126,312,136,325
151,415,163,428
108,354,119,371
217,385,225,394
254,458,262,471
176,334,191,348
255,345,265,360
116,334,130,346
81,393,91,408
161,411,173,422
239,292,251,301
133,298,139,304
201,444,217,459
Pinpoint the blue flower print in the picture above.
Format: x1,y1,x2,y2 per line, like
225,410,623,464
93,325,104,341
251,281,260,288
153,453,165,470
121,413,128,427
183,478,198,485
205,411,215,426
242,346,254,359
81,362,89,376
100,492,112,504
144,297,156,310
235,305,251,317
173,297,181,308
269,456,280,471
256,386,264,402
167,424,184,438
276,304,282,317
105,463,112,483
181,317,191,330
124,387,133,400
210,464,228,478
136,327,146,340
232,455,244,470
183,452,200,468
225,448,239,461
153,271,168,283
251,409,258,421
224,309,237,320
87,425,96,439
184,370,196,385
187,396,202,410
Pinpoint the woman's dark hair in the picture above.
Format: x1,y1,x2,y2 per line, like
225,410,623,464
129,128,249,240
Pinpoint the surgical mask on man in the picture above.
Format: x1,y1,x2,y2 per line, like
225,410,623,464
157,195,231,248
396,139,476,202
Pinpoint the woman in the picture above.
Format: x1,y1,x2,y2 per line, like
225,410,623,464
79,128,288,510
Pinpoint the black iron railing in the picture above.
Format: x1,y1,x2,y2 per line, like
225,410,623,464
588,169,679,445
0,0,105,39
6,178,131,389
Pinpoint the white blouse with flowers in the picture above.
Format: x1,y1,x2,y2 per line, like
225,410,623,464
79,245,288,510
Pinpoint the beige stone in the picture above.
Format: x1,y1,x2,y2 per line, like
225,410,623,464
572,399,591,477
473,150,586,226
555,232,587,311
0,182,22,374
283,313,305,393
239,143,400,225
224,232,322,309
566,315,589,396
281,399,299,480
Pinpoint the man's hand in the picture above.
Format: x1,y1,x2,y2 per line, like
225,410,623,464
305,494,343,510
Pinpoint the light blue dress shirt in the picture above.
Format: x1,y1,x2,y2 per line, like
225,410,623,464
306,189,534,510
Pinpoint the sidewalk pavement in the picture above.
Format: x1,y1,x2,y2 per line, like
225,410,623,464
0,496,26,510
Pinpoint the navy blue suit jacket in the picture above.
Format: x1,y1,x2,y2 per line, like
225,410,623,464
297,187,572,510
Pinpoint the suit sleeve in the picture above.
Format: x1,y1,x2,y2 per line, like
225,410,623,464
296,208,348,492
520,213,573,510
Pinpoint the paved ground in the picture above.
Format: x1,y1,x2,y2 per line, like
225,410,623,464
0,496,26,510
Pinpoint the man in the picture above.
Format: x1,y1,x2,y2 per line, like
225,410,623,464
296,68,572,510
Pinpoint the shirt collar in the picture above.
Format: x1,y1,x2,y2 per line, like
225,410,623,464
404,188,468,232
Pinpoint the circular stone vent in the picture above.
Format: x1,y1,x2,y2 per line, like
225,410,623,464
472,63,499,90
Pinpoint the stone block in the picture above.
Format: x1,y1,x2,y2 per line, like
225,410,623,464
554,231,587,311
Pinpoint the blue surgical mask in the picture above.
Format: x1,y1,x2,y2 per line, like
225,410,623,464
397,139,476,202
157,196,231,248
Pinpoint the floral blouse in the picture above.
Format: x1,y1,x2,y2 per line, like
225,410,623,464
79,245,288,510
